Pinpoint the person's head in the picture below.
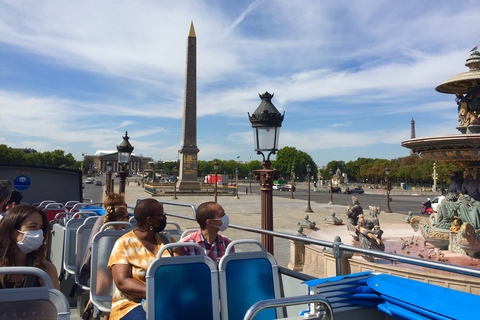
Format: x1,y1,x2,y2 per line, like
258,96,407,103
6,191,23,211
104,193,126,208
134,199,166,233
0,180,12,212
0,204,50,267
103,205,130,230
196,201,229,232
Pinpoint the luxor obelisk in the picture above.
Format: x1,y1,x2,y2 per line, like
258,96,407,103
177,22,200,190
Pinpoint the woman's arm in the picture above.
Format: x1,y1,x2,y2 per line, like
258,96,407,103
111,264,146,299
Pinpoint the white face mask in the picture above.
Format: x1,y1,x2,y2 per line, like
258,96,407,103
16,229,44,254
212,214,229,232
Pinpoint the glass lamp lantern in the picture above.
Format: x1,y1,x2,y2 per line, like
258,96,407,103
248,92,285,161
117,131,134,171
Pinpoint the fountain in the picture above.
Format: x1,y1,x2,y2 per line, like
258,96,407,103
402,47,480,256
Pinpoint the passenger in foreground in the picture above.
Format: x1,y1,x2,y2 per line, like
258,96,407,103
0,205,59,289
108,198,176,320
178,201,233,264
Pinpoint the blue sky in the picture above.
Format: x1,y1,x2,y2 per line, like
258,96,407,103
1,1,479,167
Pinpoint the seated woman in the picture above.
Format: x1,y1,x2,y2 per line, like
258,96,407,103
108,198,176,320
78,203,130,287
0,205,59,289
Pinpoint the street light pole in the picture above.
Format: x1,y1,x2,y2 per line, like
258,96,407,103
214,160,219,203
290,166,295,199
106,161,113,195
329,168,334,205
385,166,392,213
305,163,313,213
249,91,284,255
249,171,252,194
235,167,240,199
117,132,134,195
173,166,178,199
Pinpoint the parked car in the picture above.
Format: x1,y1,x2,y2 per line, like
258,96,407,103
85,178,94,184
280,184,296,192
345,187,365,194
331,187,342,193
273,184,282,190
431,196,445,212
95,180,103,186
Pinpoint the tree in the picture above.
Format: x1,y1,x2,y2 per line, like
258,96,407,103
272,146,317,181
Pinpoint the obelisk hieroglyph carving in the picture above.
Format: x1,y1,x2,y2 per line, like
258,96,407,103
177,22,200,190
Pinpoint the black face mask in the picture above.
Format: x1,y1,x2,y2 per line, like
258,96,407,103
153,220,167,233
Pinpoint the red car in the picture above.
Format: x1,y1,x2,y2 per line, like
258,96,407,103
280,185,296,192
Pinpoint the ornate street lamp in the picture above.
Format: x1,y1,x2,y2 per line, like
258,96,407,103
173,165,178,199
248,92,284,255
117,131,134,195
385,166,392,213
235,167,240,199
329,168,334,205
106,161,113,194
305,163,313,213
290,165,295,199
214,160,219,203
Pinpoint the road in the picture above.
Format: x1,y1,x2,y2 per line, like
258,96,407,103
258,183,427,216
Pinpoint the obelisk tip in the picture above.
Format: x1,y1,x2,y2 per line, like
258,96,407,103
189,21,196,38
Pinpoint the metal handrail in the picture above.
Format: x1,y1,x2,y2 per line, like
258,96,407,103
243,294,333,320
134,199,480,279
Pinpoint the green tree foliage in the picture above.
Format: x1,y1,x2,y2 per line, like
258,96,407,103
0,144,79,169
271,146,317,181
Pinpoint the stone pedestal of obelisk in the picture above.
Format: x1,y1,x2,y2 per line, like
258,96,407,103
177,22,200,191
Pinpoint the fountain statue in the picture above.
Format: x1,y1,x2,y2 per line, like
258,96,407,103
404,47,480,256
346,196,363,241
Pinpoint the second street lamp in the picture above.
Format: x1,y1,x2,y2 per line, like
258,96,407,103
385,166,392,213
106,161,113,195
214,160,219,203
117,131,134,195
305,163,313,213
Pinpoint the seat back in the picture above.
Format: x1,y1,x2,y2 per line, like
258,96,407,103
90,229,129,314
50,222,66,276
74,222,96,290
63,217,85,276
146,243,220,320
164,221,182,241
0,266,70,320
64,201,80,211
43,203,68,222
218,239,283,320
129,217,137,228
180,228,199,239
70,202,91,213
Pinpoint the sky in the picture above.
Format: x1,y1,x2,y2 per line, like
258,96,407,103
1,1,479,167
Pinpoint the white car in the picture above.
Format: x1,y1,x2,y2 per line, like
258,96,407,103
85,178,94,184
431,196,445,212
273,184,281,190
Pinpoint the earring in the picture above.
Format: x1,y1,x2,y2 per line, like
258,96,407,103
150,225,153,231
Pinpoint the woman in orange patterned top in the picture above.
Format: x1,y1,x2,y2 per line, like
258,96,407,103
108,198,176,320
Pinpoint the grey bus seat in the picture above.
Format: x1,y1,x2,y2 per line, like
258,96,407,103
164,221,182,241
146,243,220,320
180,228,199,239
218,239,284,320
63,218,86,277
89,228,130,316
0,266,70,320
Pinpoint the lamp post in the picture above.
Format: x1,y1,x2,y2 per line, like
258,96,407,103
148,161,155,183
249,171,252,194
106,161,113,195
248,92,284,255
214,160,219,203
305,163,313,213
173,165,178,199
385,166,392,213
329,168,334,204
290,166,295,199
235,167,240,199
117,131,134,195
432,162,438,192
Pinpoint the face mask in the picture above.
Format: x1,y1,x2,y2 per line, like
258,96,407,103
16,229,44,254
213,214,229,232
153,220,167,233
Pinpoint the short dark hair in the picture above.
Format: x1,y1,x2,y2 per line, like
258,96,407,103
196,202,218,229
134,198,162,221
